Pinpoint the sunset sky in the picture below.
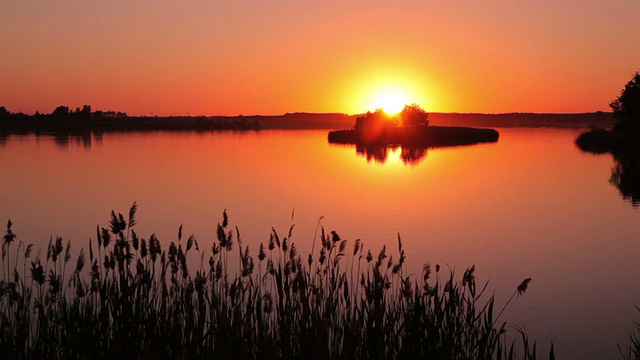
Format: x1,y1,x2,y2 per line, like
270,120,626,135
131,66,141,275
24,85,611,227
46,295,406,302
2,1,639,116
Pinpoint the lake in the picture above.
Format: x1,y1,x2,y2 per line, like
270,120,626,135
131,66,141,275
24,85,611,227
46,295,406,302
1,128,638,358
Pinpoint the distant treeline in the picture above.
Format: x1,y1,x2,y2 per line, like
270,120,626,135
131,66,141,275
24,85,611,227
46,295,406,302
0,105,261,134
235,112,358,130
428,112,614,128
258,111,614,130
0,105,614,133
204,111,614,130
227,112,614,130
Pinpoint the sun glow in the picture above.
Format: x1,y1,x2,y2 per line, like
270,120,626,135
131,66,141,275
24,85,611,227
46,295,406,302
350,71,433,115
371,93,409,115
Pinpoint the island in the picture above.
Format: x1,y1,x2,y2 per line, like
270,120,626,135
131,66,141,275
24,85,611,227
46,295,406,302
328,104,499,147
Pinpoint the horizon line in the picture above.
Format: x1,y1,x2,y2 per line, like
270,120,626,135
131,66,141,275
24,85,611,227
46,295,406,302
1,106,612,118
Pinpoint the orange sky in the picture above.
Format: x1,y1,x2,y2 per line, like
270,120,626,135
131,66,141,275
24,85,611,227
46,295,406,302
1,1,639,116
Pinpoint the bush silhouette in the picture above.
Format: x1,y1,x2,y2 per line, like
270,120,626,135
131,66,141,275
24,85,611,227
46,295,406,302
611,71,640,132
400,104,429,127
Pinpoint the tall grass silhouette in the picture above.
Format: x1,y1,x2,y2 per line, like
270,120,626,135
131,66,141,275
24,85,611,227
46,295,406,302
0,203,553,359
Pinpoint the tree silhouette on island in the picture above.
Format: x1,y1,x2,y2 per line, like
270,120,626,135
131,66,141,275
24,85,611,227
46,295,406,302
354,104,429,137
611,72,640,132
328,104,499,164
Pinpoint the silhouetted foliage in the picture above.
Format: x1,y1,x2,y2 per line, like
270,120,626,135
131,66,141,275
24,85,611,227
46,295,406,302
353,109,398,143
354,109,397,131
52,105,70,117
0,106,10,119
611,71,640,132
354,105,429,132
400,104,429,127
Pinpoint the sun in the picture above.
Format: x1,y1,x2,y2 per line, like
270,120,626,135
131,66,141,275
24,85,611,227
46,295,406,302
371,92,409,115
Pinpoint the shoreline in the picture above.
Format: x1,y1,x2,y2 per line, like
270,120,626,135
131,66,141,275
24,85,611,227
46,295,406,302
0,110,614,134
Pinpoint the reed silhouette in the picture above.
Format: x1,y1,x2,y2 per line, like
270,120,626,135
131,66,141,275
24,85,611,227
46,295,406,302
0,204,552,359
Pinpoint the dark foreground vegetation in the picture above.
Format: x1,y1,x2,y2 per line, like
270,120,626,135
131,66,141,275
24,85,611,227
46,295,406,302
0,204,558,359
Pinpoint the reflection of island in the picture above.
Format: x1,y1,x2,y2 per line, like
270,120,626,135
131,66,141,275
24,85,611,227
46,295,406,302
328,105,498,164
355,145,428,165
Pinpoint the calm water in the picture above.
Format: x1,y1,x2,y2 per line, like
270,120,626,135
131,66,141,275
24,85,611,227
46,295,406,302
1,128,639,358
